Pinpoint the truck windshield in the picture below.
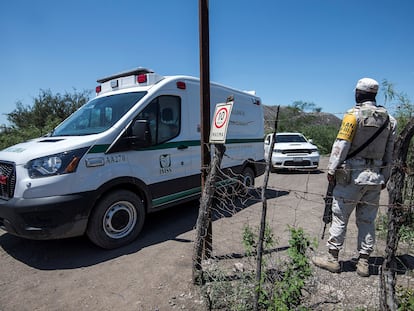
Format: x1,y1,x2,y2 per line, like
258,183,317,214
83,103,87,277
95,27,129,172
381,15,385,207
52,92,147,136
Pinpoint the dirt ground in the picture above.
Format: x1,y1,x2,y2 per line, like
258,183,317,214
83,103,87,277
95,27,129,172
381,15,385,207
1,156,413,311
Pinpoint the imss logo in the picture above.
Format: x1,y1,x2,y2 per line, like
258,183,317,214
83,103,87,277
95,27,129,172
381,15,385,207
159,154,172,175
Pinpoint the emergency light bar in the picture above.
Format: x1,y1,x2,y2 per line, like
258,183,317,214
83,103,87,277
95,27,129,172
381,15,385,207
97,67,154,83
95,67,165,95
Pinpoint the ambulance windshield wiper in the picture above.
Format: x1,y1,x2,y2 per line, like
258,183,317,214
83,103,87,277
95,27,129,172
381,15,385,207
44,129,55,137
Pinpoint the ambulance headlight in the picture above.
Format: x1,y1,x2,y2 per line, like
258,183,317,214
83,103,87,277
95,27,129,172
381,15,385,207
27,147,89,178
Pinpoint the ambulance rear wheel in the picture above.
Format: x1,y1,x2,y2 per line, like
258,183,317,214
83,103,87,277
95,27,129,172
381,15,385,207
87,190,145,249
242,167,255,187
239,167,255,197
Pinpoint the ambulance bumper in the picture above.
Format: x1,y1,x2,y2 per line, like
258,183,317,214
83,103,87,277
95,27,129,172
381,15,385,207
0,192,94,240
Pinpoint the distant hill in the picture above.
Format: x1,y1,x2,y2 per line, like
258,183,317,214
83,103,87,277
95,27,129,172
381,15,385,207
263,105,341,133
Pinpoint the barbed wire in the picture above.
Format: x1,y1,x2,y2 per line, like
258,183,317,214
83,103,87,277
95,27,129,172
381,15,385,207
206,161,414,246
225,146,414,174
195,157,413,310
216,167,414,216
198,100,414,308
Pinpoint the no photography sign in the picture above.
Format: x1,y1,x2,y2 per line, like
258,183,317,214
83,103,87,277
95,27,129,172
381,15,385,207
209,101,233,144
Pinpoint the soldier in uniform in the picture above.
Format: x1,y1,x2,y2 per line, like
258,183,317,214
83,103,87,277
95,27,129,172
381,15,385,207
312,78,397,277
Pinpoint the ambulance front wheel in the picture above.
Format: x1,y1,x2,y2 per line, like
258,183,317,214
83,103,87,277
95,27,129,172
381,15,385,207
87,190,145,249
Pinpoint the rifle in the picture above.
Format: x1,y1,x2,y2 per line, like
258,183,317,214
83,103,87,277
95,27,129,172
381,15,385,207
321,180,335,239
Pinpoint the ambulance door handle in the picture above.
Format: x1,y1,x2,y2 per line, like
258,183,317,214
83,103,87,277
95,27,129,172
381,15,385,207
177,145,188,150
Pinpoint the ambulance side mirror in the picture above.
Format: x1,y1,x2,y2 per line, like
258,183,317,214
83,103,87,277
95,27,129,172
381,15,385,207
129,120,152,147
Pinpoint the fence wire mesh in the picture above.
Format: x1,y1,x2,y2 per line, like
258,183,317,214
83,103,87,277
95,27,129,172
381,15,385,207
194,155,414,310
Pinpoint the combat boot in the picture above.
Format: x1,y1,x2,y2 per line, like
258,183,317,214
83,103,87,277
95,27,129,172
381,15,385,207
312,249,340,273
356,253,370,277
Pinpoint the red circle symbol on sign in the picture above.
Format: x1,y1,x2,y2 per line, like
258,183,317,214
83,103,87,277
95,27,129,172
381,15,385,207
214,107,228,129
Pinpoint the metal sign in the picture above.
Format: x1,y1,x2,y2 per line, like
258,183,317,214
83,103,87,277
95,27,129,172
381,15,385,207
209,101,233,144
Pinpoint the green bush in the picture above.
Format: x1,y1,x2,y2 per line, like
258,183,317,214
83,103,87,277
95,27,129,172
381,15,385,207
301,125,338,155
243,225,313,311
268,227,312,311
397,286,414,310
376,212,414,245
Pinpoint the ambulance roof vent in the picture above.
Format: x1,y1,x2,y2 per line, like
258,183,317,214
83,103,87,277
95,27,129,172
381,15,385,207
97,67,154,83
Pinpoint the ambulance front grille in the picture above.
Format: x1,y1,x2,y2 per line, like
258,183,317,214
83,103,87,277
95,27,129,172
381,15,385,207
0,162,16,200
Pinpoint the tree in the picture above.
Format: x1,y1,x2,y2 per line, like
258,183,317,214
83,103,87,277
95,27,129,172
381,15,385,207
0,89,91,149
291,100,322,113
379,80,414,310
381,79,414,166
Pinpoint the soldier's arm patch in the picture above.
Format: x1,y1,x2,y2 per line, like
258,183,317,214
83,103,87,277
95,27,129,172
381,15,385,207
336,113,357,142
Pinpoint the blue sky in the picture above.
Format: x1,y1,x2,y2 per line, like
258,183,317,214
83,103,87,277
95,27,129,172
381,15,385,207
1,0,413,126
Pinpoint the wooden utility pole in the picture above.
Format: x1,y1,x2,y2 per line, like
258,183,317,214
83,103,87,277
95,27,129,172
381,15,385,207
198,0,212,258
192,0,212,284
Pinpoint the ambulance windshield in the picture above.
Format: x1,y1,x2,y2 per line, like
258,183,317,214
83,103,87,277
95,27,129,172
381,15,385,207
52,92,147,136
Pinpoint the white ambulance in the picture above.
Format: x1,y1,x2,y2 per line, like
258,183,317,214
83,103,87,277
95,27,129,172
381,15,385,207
0,68,265,249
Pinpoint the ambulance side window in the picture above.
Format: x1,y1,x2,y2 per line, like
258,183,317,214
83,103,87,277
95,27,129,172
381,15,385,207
137,95,181,145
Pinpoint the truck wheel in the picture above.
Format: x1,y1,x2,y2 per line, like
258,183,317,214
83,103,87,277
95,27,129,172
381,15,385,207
242,167,255,188
238,167,255,197
86,190,145,249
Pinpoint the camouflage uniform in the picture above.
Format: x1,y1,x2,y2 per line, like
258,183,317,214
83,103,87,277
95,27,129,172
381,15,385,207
313,78,397,276
327,101,396,255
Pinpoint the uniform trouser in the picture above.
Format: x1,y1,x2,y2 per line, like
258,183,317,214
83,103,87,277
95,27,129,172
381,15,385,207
327,182,382,255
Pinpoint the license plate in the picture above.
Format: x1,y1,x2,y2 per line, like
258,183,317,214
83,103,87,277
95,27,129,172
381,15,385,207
293,157,303,162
